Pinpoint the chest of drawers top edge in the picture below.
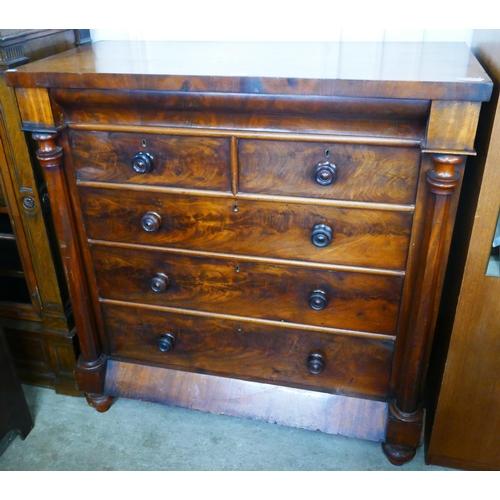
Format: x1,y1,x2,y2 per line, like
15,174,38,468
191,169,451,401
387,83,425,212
6,41,493,466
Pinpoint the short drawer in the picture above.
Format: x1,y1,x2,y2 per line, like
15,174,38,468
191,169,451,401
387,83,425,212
239,140,421,204
79,187,413,270
69,130,231,191
102,302,394,398
90,244,404,335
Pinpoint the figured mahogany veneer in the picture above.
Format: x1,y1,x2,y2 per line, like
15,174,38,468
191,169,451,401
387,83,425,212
6,40,492,465
90,243,404,335
239,140,421,204
78,187,414,270
101,302,393,398
70,131,231,191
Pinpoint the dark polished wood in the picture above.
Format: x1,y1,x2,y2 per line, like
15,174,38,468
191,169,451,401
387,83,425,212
239,140,421,204
31,132,104,394
6,41,491,101
0,30,85,395
426,29,500,471
0,30,77,69
48,89,429,141
7,40,492,465
78,187,414,270
71,130,231,191
101,302,393,398
90,243,403,335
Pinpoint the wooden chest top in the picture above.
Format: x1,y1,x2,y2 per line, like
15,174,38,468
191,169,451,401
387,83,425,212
6,41,492,101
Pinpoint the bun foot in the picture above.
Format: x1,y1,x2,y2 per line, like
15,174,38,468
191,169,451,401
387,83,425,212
382,443,417,466
85,393,115,413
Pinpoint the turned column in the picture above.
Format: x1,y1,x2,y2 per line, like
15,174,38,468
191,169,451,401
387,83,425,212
33,132,113,412
383,154,463,465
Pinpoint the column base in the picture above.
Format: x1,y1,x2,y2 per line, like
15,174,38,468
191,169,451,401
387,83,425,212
382,443,417,466
85,393,115,413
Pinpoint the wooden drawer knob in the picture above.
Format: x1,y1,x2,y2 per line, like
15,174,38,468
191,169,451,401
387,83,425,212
157,333,175,352
150,272,170,292
309,290,328,310
132,151,154,173
310,224,333,247
141,212,162,232
314,161,337,186
307,352,325,375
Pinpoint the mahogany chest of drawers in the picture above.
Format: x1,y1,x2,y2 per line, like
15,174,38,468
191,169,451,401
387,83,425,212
6,41,492,465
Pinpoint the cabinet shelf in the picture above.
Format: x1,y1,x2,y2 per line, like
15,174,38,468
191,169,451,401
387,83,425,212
0,268,24,278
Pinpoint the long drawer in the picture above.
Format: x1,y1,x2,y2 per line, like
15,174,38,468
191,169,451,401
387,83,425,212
101,302,394,398
79,187,413,270
70,130,231,191
90,243,404,335
239,139,421,204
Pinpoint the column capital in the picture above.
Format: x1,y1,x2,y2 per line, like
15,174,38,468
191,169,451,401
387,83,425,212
427,154,463,195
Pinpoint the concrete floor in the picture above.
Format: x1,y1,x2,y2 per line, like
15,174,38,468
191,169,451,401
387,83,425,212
0,384,451,471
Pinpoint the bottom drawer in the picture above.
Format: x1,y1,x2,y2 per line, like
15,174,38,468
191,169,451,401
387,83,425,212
101,302,393,399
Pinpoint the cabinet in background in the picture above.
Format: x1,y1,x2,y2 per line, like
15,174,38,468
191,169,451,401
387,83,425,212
0,29,91,394
426,29,500,471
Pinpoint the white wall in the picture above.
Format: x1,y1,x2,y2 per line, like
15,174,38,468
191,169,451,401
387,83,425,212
90,29,474,45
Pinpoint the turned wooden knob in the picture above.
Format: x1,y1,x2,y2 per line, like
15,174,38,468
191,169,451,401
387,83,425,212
132,151,154,173
157,333,175,352
150,272,169,292
314,161,337,186
311,224,333,247
141,212,162,232
307,353,325,375
309,290,328,310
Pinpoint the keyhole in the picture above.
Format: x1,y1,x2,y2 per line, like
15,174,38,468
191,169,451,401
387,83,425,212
233,205,238,212
142,139,147,148
235,266,240,273
325,149,330,158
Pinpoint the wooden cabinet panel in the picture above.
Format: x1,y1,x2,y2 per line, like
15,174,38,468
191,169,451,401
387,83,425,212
0,30,84,395
426,29,500,470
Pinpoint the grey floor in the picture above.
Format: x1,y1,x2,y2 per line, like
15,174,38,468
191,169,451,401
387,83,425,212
0,384,452,471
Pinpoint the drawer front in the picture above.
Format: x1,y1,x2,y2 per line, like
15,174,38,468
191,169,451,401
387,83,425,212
80,187,413,270
90,244,404,335
70,130,231,191
102,303,394,398
239,140,421,204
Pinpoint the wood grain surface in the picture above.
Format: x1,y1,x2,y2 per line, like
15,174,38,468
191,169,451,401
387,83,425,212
239,139,420,204
90,243,403,335
6,41,492,101
101,302,394,398
105,359,389,442
78,187,413,270
70,130,231,191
